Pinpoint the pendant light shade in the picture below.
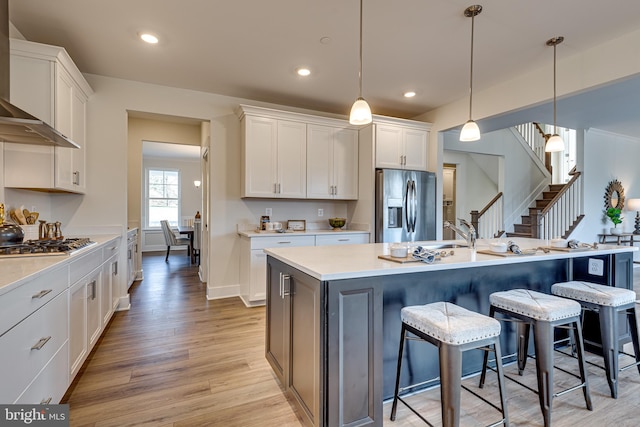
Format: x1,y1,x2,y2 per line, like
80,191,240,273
349,0,372,125
545,36,565,153
460,120,481,141
460,5,482,142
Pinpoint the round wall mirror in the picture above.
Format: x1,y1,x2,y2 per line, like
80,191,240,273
604,179,625,210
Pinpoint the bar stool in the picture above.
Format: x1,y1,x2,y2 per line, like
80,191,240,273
551,280,640,398
481,289,592,427
390,302,509,427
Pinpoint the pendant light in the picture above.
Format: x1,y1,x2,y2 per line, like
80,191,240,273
545,36,565,152
349,0,372,125
460,5,482,142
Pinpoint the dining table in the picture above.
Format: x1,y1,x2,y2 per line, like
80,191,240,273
178,225,195,264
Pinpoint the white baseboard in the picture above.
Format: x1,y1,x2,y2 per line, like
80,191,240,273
207,283,240,300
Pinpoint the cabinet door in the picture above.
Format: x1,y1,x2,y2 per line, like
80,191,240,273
69,279,87,378
403,128,428,171
277,120,307,198
101,259,114,326
306,124,333,199
70,88,87,191
111,259,120,311
86,270,102,352
250,250,268,301
265,262,289,382
332,128,358,199
243,116,278,197
288,272,322,425
375,124,403,169
127,241,135,289
54,66,75,191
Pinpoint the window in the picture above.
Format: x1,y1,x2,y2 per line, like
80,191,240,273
147,168,180,227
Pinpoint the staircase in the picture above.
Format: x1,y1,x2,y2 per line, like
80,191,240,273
507,176,584,240
508,184,564,238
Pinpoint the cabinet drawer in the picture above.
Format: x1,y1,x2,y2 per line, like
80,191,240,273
315,233,370,246
70,248,102,283
0,265,68,336
250,235,315,250
103,237,121,262
15,342,69,404
0,289,69,403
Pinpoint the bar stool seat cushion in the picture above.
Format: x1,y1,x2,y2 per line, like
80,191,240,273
490,289,581,321
401,302,500,345
551,281,636,307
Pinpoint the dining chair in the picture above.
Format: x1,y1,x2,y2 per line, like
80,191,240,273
193,220,201,265
160,220,191,262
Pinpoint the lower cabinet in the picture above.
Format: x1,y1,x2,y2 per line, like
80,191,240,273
266,258,322,426
240,232,369,307
0,289,69,404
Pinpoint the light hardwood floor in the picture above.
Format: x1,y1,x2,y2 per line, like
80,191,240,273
63,256,640,426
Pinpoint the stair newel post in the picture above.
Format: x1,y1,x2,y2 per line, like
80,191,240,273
530,209,542,239
470,210,480,238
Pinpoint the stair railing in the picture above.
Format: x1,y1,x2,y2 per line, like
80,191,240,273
514,122,552,174
471,192,504,239
530,172,583,240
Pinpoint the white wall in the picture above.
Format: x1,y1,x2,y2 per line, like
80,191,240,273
571,129,640,250
443,128,549,232
442,151,498,225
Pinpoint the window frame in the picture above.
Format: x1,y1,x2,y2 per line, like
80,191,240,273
144,167,182,229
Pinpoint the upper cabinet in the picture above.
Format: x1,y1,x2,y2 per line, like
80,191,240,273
374,118,430,171
4,39,93,193
240,114,307,198
306,124,358,200
237,104,361,200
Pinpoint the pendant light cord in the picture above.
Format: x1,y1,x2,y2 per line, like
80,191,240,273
553,42,557,135
358,0,364,98
468,12,475,120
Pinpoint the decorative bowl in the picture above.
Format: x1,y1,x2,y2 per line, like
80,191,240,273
328,218,346,230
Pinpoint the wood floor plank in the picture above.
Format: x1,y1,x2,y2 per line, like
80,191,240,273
62,253,640,426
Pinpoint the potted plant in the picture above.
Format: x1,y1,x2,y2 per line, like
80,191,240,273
605,207,623,234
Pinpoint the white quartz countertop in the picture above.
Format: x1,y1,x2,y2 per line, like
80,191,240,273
0,234,120,296
264,238,638,281
239,229,370,238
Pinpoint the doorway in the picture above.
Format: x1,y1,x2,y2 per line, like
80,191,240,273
442,164,456,240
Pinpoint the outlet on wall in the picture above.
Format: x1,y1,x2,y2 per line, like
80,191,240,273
318,209,324,217
588,258,604,276
265,208,272,216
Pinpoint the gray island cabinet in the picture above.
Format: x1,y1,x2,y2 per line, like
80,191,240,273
264,239,636,427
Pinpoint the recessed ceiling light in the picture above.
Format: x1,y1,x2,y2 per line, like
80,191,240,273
140,33,159,44
404,91,416,98
297,68,311,76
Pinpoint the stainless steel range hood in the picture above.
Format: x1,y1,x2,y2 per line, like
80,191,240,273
0,0,79,149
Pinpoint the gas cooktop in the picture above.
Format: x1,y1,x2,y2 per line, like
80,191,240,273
0,238,95,258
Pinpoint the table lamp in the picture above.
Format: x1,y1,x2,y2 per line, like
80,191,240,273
627,198,640,234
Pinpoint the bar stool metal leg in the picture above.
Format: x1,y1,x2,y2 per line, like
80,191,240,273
573,318,593,410
439,344,462,427
628,307,640,375
532,321,554,427
390,323,407,421
599,305,619,398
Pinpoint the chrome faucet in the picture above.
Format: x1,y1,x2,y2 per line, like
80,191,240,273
444,218,477,250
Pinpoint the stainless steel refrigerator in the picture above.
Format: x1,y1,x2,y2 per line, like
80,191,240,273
375,168,436,243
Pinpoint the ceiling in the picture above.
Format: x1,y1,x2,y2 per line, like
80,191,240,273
142,141,200,160
8,0,640,137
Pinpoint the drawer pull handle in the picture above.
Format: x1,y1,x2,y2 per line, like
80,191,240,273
32,289,52,299
277,241,291,244
31,336,52,350
40,397,52,405
338,239,349,242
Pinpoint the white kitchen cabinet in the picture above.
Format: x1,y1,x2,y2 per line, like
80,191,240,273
127,228,139,289
3,39,92,193
240,114,307,198
307,124,358,200
69,249,103,378
375,121,429,171
0,287,69,404
238,231,369,307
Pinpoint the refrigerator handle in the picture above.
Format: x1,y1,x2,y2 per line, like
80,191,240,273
411,180,418,232
404,179,411,233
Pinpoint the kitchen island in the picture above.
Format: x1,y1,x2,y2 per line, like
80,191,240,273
263,238,637,427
